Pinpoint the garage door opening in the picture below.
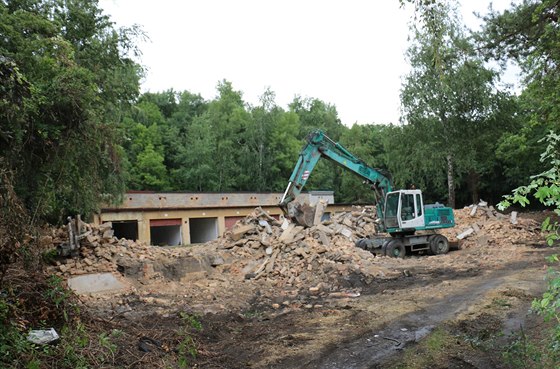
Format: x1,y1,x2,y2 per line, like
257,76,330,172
189,217,218,244
150,219,182,246
112,220,138,241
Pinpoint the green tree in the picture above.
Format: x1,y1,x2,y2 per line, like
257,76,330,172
477,0,560,190
268,111,302,191
400,2,515,207
205,80,252,191
0,0,142,222
337,124,390,203
242,88,279,191
172,114,218,191
289,97,347,199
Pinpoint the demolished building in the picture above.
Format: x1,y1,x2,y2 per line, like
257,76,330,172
96,191,349,246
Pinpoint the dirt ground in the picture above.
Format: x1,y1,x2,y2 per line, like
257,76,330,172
67,209,558,368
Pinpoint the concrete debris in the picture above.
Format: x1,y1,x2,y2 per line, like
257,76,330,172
510,211,518,225
231,224,257,241
41,202,544,315
438,203,540,248
215,205,394,291
457,228,475,240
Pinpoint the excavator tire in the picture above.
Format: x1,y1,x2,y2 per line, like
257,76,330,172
429,234,449,255
385,239,406,258
381,240,391,256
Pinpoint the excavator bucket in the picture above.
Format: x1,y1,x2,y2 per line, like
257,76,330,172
286,198,327,228
289,202,316,228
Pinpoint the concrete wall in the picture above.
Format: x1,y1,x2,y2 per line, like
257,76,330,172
106,192,286,210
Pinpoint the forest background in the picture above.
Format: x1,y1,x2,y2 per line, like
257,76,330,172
0,0,557,225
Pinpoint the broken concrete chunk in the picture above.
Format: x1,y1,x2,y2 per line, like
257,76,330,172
316,224,334,235
510,211,518,225
472,223,480,233
313,200,327,226
317,231,330,247
231,224,257,241
339,227,353,240
279,223,296,243
99,222,112,232
211,255,225,266
102,230,114,239
476,235,490,247
258,220,272,234
469,205,478,217
457,228,475,240
280,218,290,231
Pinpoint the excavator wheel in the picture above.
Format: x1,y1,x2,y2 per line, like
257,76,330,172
381,240,391,256
429,234,449,255
385,239,406,258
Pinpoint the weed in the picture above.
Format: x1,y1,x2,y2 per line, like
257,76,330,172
492,298,512,308
44,275,71,309
503,328,543,369
177,312,202,368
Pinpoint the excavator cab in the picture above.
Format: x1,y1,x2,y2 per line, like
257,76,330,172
384,190,426,233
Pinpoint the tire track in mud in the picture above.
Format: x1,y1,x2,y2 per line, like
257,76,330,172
299,263,545,369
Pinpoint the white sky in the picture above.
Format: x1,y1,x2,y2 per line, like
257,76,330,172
99,0,517,125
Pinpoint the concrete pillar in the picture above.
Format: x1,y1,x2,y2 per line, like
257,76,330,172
217,216,226,237
182,218,191,245
139,216,150,245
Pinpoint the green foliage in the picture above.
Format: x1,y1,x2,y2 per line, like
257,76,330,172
0,0,142,223
44,275,71,309
336,124,389,203
498,131,560,240
400,2,517,207
177,311,202,368
498,131,560,368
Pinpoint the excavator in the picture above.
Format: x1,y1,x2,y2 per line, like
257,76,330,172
279,130,455,257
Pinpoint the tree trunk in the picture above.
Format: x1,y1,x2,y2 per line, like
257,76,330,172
467,170,480,205
446,154,455,209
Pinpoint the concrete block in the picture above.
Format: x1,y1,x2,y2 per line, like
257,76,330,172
317,231,330,247
102,229,114,239
313,200,327,226
316,224,334,235
472,223,480,233
279,223,295,243
231,224,256,241
457,228,474,240
99,222,112,231
67,273,127,295
470,205,478,217
510,211,518,225
339,227,353,239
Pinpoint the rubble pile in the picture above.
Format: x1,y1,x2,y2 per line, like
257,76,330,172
49,222,191,277
440,201,541,248
214,206,394,292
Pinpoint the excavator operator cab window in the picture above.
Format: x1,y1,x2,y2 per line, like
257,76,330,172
401,194,416,220
384,192,400,229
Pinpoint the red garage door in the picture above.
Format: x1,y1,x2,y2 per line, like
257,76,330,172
225,216,245,230
150,218,181,227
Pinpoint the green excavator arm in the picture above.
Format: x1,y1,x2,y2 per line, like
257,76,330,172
279,130,393,226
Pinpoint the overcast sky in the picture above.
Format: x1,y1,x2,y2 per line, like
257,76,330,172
99,0,517,125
